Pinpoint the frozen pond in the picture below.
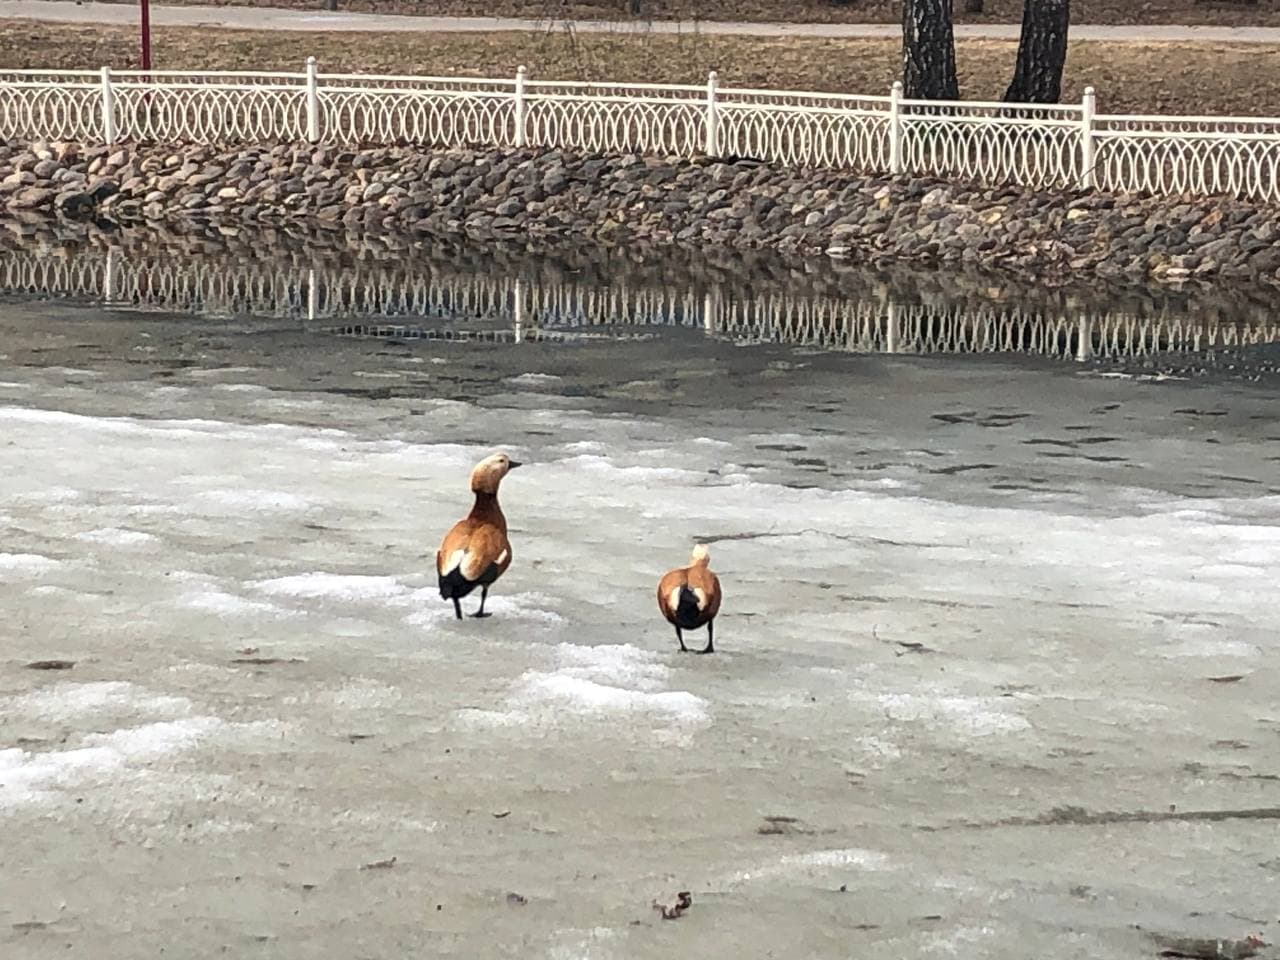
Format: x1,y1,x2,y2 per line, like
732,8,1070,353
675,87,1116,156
2,224,1279,959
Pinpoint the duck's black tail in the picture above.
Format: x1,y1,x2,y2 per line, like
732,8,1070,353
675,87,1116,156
438,567,474,600
674,586,703,629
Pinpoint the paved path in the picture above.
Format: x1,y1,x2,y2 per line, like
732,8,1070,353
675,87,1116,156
5,0,1280,42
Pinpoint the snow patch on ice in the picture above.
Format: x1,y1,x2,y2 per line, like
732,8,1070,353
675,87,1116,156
4,681,193,725
0,552,61,577
285,679,404,714
724,847,891,885
75,527,159,547
0,716,222,810
506,373,563,387
193,489,317,513
545,927,620,960
557,455,706,485
514,675,705,721
871,692,1032,737
252,573,408,603
179,588,297,619
332,808,439,833
404,591,563,628
458,643,709,736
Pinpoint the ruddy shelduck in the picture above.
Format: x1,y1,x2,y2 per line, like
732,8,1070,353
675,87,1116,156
657,544,722,654
436,452,521,619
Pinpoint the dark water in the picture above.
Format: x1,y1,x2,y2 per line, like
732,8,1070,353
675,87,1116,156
2,216,1280,377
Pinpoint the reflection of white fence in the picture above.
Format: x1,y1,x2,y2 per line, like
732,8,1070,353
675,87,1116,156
1,64,1280,200
3,247,1278,362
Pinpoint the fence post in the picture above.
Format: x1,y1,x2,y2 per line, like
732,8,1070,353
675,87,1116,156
1079,85,1096,190
99,66,116,145
514,65,527,148
305,56,320,143
704,70,719,157
888,80,903,176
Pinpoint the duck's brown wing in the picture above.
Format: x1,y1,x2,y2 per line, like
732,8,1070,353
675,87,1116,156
437,518,475,577
439,519,511,584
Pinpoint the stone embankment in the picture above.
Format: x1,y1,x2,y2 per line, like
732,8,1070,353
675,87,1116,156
3,138,1278,286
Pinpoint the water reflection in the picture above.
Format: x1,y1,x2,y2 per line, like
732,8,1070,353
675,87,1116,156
2,217,1278,364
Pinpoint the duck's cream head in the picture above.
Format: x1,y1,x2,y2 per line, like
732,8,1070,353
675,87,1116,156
690,544,711,566
470,452,521,495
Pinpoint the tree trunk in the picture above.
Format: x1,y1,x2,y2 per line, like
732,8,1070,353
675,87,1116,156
902,0,959,101
1003,0,1071,104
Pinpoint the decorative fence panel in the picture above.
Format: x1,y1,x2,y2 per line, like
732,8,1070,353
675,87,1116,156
1,61,1279,203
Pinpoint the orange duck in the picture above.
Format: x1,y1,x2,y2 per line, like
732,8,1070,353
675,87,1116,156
436,452,521,619
657,544,722,654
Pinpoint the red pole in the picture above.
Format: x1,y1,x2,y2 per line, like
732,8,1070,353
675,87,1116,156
140,0,152,72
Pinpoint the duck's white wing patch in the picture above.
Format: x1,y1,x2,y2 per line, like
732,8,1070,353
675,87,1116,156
692,587,707,609
438,548,467,577
496,548,509,566
668,587,684,611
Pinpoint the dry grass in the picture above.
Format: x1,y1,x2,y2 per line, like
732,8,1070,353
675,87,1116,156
3,21,1280,115
74,0,1280,27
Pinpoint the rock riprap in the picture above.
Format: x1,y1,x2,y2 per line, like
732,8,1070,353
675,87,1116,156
2,139,1277,287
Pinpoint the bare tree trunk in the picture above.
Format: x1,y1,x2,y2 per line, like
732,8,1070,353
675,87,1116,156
1003,0,1071,103
902,0,959,100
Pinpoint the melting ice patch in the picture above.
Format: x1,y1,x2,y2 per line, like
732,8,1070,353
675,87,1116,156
458,643,709,737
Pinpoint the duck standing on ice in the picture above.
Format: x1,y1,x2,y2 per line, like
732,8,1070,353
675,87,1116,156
657,544,722,654
436,452,521,620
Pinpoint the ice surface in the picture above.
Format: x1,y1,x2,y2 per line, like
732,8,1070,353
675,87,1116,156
0,298,1277,959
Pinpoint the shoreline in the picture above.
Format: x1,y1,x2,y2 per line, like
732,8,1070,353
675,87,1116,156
5,139,1279,295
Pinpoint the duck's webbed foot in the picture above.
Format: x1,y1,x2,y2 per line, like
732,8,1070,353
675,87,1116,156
676,626,689,653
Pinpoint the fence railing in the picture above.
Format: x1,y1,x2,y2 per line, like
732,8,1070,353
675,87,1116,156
4,244,1278,362
1,62,1280,202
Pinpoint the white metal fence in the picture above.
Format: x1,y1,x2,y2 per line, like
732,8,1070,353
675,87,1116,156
1,62,1280,202
4,245,1278,361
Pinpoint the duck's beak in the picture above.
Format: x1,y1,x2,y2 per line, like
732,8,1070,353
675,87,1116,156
508,460,523,470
